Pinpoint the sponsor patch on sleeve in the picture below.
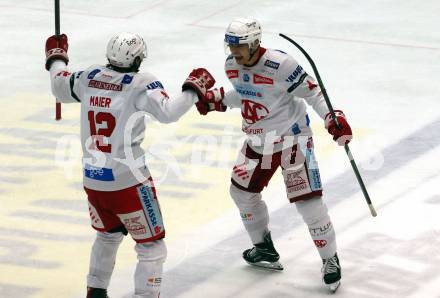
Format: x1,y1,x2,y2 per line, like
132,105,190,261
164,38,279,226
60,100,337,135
122,74,133,84
87,69,101,79
146,81,164,90
285,65,305,83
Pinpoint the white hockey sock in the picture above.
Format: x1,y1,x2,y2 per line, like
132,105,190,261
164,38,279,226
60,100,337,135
230,184,269,244
133,240,167,298
295,197,337,260
87,231,124,289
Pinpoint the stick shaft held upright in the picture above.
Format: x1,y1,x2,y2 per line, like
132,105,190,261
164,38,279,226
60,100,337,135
54,0,61,120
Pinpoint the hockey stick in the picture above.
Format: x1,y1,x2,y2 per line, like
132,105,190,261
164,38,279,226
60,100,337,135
279,33,377,217
54,0,62,120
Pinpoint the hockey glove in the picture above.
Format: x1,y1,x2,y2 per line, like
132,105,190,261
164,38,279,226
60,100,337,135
195,87,227,115
45,34,69,71
182,68,216,100
325,110,353,146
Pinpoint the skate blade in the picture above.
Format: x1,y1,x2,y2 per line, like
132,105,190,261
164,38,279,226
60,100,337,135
327,280,340,293
245,260,284,271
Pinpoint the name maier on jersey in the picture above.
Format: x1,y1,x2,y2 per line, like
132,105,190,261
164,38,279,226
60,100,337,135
45,32,218,297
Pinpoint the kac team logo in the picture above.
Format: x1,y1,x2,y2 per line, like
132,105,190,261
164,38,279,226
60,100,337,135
241,99,269,124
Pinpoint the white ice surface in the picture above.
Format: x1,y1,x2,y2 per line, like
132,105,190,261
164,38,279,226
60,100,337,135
0,1,440,298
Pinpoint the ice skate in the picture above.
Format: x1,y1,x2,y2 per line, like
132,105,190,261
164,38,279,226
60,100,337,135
86,287,109,298
322,253,341,293
243,232,283,270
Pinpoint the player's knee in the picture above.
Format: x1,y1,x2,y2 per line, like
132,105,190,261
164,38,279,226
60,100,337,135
229,184,262,208
295,196,329,225
96,231,124,245
135,239,167,263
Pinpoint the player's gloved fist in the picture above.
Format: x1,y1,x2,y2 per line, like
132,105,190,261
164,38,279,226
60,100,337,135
325,110,353,146
182,68,216,100
45,34,69,71
195,87,227,115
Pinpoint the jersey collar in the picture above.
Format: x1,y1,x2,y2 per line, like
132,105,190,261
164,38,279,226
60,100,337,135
244,47,267,68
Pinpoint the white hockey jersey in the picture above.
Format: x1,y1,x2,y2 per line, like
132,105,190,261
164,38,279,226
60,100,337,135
223,48,329,149
49,61,197,191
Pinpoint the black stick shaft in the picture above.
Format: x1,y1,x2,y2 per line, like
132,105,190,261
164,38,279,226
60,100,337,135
54,0,61,120
279,33,377,217
55,0,60,36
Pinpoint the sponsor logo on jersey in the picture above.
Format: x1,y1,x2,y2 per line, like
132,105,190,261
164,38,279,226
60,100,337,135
226,69,239,79
101,73,113,79
285,65,304,83
235,86,263,99
84,164,115,181
243,73,250,82
122,74,133,84
146,81,164,90
138,185,163,236
241,99,269,124
88,80,122,91
314,239,327,248
291,123,301,135
264,59,280,69
253,74,273,85
87,69,101,79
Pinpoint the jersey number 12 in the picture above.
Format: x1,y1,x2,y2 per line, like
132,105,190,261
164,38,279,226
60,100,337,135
88,111,116,153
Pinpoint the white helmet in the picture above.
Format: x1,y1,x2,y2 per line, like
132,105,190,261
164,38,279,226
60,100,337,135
106,32,147,69
224,18,262,54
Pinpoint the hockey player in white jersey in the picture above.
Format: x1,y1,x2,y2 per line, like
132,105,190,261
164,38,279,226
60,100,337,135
45,32,216,298
195,18,353,292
